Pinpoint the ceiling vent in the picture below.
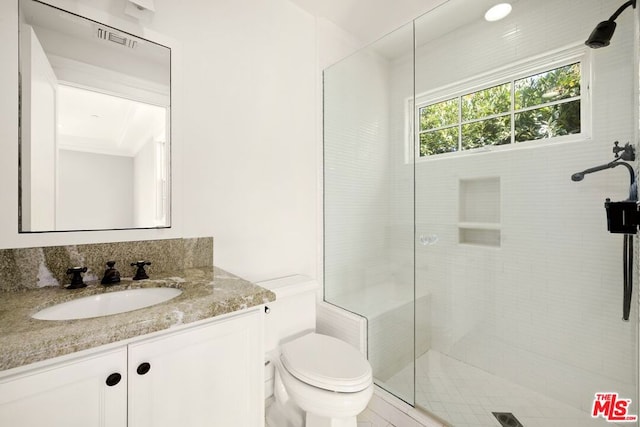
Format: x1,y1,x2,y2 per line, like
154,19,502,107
97,27,137,49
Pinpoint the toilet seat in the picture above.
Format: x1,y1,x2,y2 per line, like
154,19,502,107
280,333,372,393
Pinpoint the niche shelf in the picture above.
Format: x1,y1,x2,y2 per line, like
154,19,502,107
458,177,501,247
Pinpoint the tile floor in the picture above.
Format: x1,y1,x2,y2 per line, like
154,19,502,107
383,350,634,427
266,392,439,427
357,407,397,427
267,349,636,426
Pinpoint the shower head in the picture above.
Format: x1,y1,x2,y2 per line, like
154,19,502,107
571,172,585,182
571,162,620,181
585,20,617,48
585,0,636,49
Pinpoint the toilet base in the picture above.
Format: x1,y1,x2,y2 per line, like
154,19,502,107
266,397,304,427
307,412,357,427
267,398,359,427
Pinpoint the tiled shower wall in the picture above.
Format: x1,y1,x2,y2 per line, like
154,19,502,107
388,0,637,413
323,46,393,303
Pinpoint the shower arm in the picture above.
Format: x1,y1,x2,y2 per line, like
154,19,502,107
609,0,636,22
571,159,637,200
585,0,636,48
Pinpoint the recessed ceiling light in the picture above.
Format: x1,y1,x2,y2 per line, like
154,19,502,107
485,3,512,22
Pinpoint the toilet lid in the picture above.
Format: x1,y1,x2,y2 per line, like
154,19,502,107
280,333,372,393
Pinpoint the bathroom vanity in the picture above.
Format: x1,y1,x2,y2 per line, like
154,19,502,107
0,265,275,426
5,0,274,423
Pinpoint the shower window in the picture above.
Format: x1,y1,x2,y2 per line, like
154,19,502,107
461,83,512,150
417,48,587,157
514,63,581,142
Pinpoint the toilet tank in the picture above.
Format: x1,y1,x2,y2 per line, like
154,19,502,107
256,275,319,354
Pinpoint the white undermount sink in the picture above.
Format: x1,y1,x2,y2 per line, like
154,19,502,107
32,287,183,321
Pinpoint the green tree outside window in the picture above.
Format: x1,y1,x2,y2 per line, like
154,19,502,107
418,62,581,157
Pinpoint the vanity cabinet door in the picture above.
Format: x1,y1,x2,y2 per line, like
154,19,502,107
128,309,264,427
0,347,127,427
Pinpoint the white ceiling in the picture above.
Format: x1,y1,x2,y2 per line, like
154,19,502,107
292,0,522,61
289,0,449,44
57,85,166,157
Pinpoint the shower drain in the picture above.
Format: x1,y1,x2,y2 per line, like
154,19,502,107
492,412,524,427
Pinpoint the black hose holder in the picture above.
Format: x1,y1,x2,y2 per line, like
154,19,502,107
605,199,639,234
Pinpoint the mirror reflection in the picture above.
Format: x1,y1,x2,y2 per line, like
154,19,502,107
19,0,171,232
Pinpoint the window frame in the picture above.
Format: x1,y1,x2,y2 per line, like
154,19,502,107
410,44,591,161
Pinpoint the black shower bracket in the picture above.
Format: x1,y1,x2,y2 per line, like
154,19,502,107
605,199,640,234
613,141,636,161
604,141,638,234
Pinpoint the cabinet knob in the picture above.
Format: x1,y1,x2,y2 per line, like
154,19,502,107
106,373,121,386
137,362,151,375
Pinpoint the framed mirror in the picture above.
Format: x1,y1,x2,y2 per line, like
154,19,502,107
18,0,171,232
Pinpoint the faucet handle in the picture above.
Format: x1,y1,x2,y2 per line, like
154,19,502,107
131,261,151,280
66,266,88,289
101,261,121,285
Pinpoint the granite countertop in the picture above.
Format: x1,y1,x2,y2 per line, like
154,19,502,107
0,267,275,372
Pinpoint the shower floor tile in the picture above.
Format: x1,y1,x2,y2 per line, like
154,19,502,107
384,350,634,427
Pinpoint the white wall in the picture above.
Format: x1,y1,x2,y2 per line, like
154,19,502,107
133,138,157,228
152,0,318,281
0,0,320,281
20,25,57,232
57,149,133,230
316,17,368,70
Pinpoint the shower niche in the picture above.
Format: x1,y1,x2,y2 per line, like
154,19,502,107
458,177,501,247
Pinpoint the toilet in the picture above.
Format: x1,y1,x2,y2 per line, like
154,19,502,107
258,275,374,427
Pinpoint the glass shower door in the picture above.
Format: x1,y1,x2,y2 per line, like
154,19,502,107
323,22,416,404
